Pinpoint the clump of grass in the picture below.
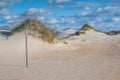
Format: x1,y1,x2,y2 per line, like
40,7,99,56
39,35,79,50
80,24,105,33
10,19,59,43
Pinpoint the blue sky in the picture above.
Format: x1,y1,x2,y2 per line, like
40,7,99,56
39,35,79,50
0,0,120,31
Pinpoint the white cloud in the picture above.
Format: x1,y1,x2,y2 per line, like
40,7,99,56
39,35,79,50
23,8,51,16
0,9,10,15
48,19,58,24
58,5,65,8
76,2,100,7
97,8,102,12
74,6,120,17
48,0,71,4
54,5,120,31
112,17,120,22
1,8,52,28
95,17,102,22
37,16,45,20
105,6,111,10
69,2,100,10
3,15,19,21
1,11,21,28
85,7,90,10
0,0,20,10
70,20,75,24
56,0,71,3
81,12,89,16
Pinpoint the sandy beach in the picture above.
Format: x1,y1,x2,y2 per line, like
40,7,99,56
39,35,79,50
0,31,120,80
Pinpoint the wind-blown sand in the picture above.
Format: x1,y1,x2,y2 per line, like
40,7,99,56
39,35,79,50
0,31,120,80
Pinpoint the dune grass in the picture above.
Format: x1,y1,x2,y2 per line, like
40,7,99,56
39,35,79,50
10,19,59,43
80,24,105,33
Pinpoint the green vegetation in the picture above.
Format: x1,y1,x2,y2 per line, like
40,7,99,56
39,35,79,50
10,19,59,43
74,24,106,36
80,24,105,33
106,30,120,35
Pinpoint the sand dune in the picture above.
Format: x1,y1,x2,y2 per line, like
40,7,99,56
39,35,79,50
0,31,120,80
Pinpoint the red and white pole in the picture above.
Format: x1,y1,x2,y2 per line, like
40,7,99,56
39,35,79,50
24,29,28,67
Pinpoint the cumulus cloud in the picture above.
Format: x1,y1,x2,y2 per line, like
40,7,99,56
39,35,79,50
48,18,58,24
0,9,10,15
71,6,120,18
1,0,120,31
2,13,21,28
48,0,71,4
0,0,20,10
21,8,53,25
112,17,120,22
3,14,19,21
85,7,90,10
0,0,20,28
76,2,100,6
57,5,65,8
70,2,100,9
22,8,52,16
95,6,120,16
50,5,120,31
0,7,53,29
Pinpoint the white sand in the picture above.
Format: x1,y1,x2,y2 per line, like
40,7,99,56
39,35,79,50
0,31,120,80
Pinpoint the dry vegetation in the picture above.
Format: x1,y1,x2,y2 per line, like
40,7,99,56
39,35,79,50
80,24,105,33
10,19,59,43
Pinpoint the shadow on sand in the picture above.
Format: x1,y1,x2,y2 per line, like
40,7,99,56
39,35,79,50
0,64,26,68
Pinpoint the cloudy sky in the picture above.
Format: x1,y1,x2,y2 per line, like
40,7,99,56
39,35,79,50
0,0,120,31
